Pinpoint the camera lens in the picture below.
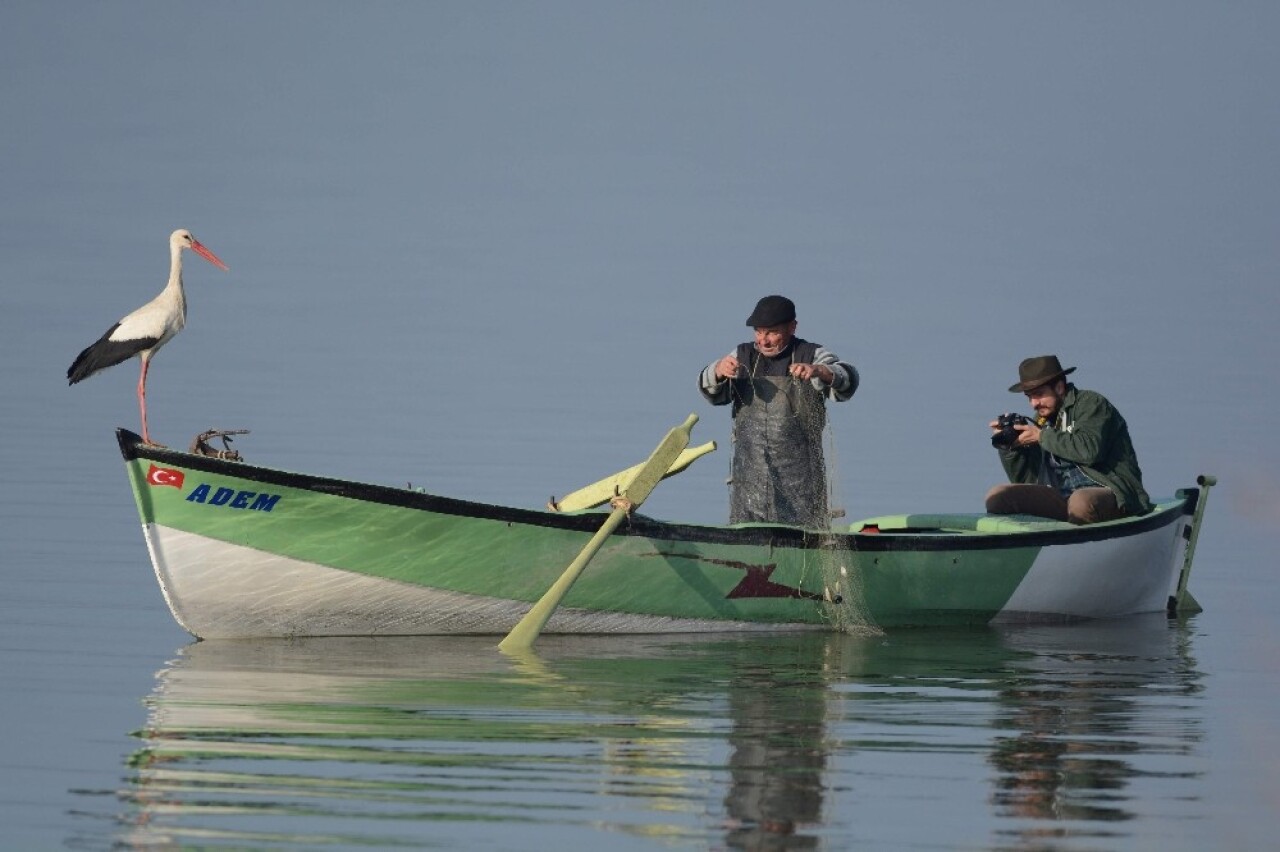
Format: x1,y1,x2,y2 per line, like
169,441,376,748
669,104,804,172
991,414,1019,449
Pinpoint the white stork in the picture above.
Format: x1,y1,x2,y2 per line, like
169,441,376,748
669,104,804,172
67,229,228,444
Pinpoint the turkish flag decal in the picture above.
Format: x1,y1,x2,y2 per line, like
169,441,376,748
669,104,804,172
146,464,185,489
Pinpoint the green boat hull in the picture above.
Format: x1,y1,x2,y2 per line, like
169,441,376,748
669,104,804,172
117,430,1209,639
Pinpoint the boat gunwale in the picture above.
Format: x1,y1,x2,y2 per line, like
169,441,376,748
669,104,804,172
117,428,1197,554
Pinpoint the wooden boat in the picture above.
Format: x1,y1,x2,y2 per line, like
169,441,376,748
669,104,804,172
116,428,1214,639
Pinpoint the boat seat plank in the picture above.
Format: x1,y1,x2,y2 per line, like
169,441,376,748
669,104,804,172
851,496,1187,536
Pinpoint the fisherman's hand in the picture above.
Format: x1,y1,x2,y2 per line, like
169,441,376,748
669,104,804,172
715,356,741,380
789,363,833,383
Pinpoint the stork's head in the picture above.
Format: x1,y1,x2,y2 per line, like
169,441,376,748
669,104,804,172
171,228,229,271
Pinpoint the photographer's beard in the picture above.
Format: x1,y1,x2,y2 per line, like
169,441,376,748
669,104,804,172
1029,387,1065,425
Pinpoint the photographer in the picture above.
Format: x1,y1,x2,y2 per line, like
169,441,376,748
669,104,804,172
985,355,1151,525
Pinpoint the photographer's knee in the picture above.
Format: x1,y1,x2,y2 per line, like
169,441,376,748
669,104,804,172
985,485,1010,513
1066,491,1099,525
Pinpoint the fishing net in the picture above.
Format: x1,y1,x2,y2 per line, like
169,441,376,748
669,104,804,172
810,426,880,637
727,371,880,636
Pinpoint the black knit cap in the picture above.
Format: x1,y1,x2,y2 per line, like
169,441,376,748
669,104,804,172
746,295,796,327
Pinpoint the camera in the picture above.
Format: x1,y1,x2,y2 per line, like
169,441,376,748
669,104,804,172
991,413,1030,449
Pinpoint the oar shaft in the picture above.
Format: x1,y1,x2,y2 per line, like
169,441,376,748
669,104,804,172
499,413,698,653
498,508,627,651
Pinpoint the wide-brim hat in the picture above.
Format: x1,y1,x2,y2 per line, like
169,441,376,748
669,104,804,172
1008,355,1076,393
746,295,796,327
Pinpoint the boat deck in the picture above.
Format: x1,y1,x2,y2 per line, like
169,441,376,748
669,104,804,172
850,496,1186,536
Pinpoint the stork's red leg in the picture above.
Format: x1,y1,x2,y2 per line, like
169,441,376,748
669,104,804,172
138,358,152,444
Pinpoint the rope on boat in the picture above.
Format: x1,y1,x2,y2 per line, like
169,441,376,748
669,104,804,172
189,428,250,462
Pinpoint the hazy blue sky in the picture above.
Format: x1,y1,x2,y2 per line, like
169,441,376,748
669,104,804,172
2,1,1277,525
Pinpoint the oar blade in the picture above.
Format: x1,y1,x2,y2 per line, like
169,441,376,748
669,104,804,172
1172,474,1216,616
549,440,717,512
619,414,699,505
499,413,698,653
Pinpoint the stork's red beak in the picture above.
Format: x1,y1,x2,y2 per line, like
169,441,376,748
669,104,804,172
190,239,229,271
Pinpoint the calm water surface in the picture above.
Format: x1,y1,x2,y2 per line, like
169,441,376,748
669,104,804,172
100,623,1209,850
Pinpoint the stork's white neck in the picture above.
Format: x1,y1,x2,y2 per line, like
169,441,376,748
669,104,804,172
166,239,186,293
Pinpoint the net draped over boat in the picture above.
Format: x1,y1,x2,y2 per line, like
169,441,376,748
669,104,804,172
727,369,877,635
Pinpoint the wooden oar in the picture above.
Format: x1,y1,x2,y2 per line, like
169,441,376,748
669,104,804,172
547,441,717,512
1173,473,1216,615
499,413,698,653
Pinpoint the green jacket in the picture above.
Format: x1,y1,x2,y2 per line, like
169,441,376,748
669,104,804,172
999,384,1152,515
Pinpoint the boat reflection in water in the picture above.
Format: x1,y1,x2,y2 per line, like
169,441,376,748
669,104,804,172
986,618,1204,846
116,616,1203,849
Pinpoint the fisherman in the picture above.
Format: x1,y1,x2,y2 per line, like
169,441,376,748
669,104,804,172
986,354,1152,524
698,295,859,527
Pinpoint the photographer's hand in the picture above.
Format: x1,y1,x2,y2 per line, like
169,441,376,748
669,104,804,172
1014,422,1042,447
